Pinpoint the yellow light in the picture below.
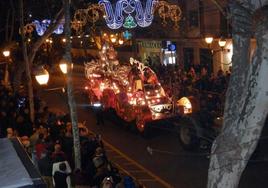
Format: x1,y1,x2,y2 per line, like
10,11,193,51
2,50,10,57
35,68,49,85
49,39,53,44
110,34,117,43
62,38,66,43
59,63,68,74
177,97,192,114
218,39,227,47
45,38,50,43
118,39,124,45
205,37,213,44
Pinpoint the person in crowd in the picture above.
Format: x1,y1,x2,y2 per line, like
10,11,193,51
51,143,67,162
96,106,105,126
35,133,47,160
38,151,53,188
52,162,71,188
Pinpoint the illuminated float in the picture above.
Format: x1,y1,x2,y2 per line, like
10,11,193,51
84,44,182,133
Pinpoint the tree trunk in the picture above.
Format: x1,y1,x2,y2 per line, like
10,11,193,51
207,3,268,188
19,0,35,123
64,0,81,170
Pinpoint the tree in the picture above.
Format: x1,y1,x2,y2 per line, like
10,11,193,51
208,1,268,187
18,0,64,123
63,0,81,170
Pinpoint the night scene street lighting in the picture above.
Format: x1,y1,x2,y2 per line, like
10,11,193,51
2,50,10,57
110,34,117,43
205,37,214,45
218,38,227,48
118,39,124,45
35,66,49,85
59,61,68,74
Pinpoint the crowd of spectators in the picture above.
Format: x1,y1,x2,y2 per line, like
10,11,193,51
151,64,231,99
0,82,139,188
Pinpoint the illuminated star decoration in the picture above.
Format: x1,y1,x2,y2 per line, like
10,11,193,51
123,30,132,39
32,19,65,36
99,0,158,29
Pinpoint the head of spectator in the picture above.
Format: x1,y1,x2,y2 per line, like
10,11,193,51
7,128,14,138
59,162,67,172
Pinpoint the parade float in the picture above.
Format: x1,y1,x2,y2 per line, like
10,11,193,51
84,44,227,151
84,44,184,133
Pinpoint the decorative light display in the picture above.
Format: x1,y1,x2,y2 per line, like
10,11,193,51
99,0,157,29
71,1,182,34
32,19,64,36
123,15,137,29
155,1,182,30
123,30,132,39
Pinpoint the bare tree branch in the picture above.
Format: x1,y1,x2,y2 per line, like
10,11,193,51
29,8,64,65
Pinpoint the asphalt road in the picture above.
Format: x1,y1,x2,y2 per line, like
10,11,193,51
39,64,268,188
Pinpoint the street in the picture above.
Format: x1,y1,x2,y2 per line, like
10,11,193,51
40,65,268,188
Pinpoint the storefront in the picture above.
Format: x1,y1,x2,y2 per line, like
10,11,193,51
137,40,178,66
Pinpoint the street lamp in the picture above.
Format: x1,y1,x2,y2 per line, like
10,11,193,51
2,50,10,57
110,34,117,43
2,49,11,86
118,39,124,45
218,38,227,48
205,37,214,45
59,62,68,74
35,66,49,85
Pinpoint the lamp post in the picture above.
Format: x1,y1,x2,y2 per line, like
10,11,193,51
34,66,49,85
205,36,214,46
2,49,11,86
3,50,10,57
59,61,68,74
218,38,227,50
118,38,124,45
110,34,117,43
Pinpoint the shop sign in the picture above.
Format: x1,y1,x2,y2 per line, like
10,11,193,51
138,41,162,49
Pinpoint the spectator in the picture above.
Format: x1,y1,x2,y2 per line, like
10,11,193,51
38,151,53,188
53,162,71,188
51,143,67,162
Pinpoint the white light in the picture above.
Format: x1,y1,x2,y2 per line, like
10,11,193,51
35,68,49,85
218,39,226,47
118,39,124,45
62,38,66,43
110,36,117,43
59,63,68,74
2,50,10,57
93,103,102,107
205,37,213,44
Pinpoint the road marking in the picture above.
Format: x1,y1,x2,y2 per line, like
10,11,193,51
87,129,173,188
103,139,173,188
